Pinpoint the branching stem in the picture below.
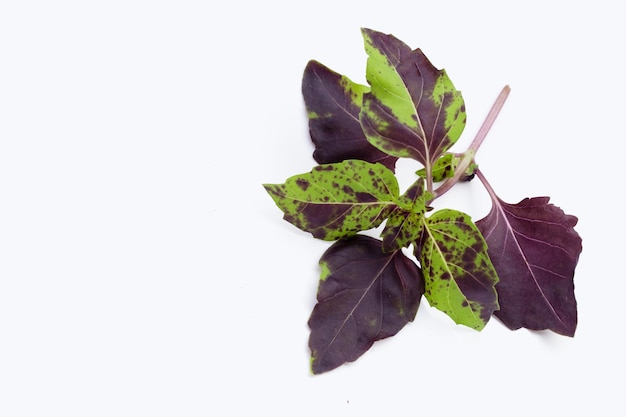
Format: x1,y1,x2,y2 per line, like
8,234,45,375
474,168,497,202
432,85,510,199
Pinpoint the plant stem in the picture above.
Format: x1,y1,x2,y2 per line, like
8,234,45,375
432,85,510,199
474,168,498,202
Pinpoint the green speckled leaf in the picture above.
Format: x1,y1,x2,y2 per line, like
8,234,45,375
359,28,466,177
416,153,456,182
380,177,430,252
417,209,499,330
416,153,479,183
263,160,399,240
381,210,422,253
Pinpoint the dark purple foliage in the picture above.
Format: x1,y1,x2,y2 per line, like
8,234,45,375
302,60,398,171
308,235,424,374
476,196,582,336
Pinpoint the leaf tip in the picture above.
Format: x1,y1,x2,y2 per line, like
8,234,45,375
261,183,280,199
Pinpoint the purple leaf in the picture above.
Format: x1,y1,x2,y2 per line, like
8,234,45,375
308,235,424,374
302,60,398,171
476,189,582,336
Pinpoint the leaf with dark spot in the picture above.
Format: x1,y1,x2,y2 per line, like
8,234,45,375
302,60,398,171
415,152,478,183
416,153,457,182
476,193,582,336
380,177,430,252
263,160,399,240
381,209,422,253
308,235,424,374
416,209,499,330
359,28,466,178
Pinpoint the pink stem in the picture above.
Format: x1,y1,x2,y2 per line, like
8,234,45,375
432,85,510,199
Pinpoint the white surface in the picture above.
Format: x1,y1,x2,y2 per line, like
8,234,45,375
0,1,622,415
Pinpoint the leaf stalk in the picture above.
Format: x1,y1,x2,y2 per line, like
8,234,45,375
432,85,511,199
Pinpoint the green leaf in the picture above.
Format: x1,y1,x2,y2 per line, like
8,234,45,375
396,177,432,213
263,160,399,240
359,28,466,175
380,177,430,252
416,153,478,183
417,209,499,330
416,153,456,182
381,210,422,253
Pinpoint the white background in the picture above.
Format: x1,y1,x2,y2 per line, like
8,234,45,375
1,1,623,415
